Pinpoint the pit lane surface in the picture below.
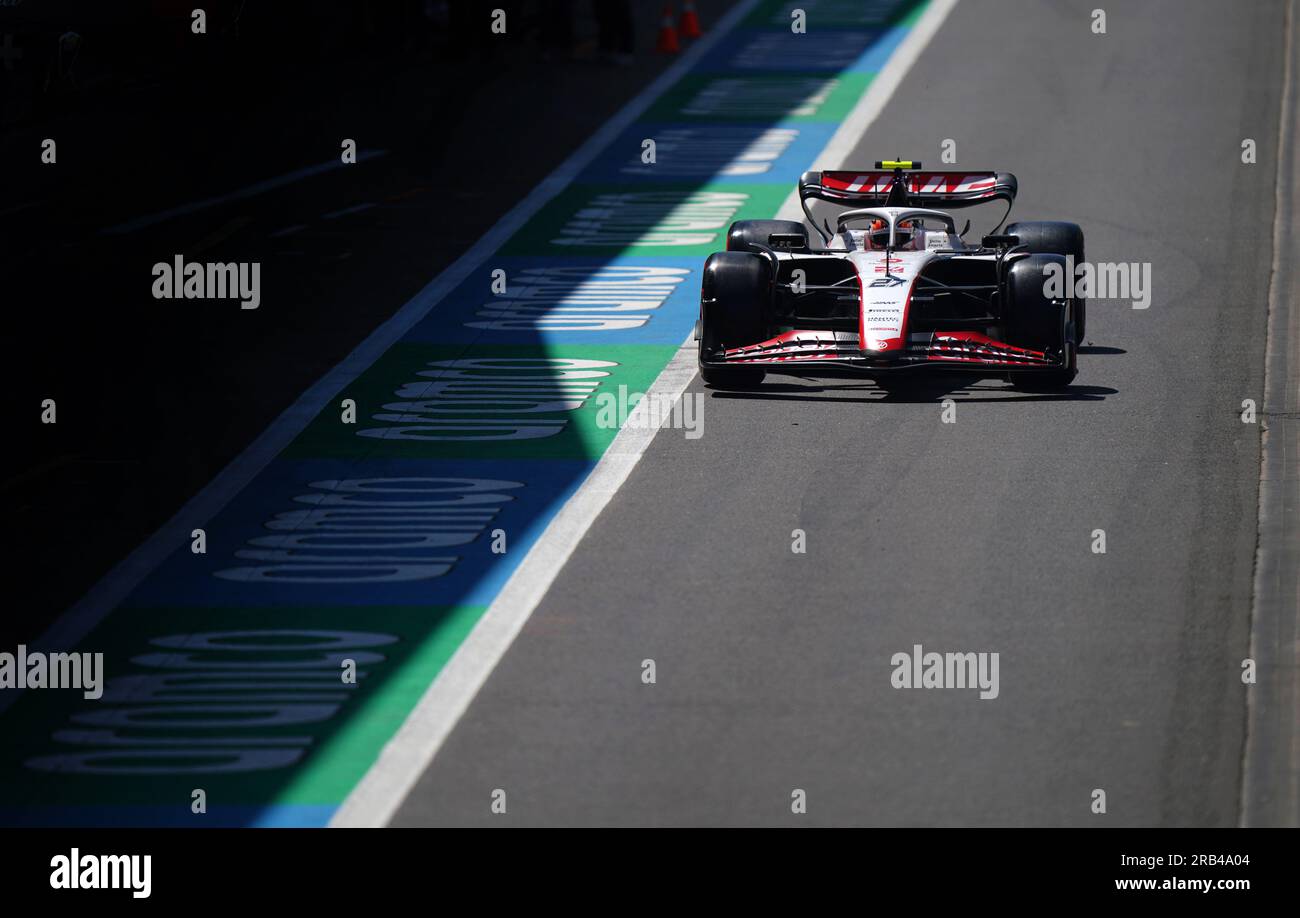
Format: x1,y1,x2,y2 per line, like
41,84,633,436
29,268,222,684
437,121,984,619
391,0,1288,825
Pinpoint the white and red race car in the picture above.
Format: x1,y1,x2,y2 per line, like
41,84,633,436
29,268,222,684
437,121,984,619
696,161,1085,390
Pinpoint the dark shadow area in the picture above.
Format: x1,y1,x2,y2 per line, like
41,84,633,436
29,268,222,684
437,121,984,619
0,0,735,645
0,0,932,827
709,379,1117,403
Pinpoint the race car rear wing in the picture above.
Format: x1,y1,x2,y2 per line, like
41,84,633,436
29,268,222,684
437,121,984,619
799,163,1018,243
800,165,1017,208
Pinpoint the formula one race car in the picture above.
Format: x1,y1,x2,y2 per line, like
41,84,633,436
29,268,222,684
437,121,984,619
696,161,1084,390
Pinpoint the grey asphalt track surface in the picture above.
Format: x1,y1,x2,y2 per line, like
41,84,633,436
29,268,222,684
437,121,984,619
392,0,1288,826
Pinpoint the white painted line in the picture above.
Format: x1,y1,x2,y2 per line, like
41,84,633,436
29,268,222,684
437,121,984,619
0,0,761,707
331,338,701,828
101,150,388,235
1241,0,1299,828
332,0,961,828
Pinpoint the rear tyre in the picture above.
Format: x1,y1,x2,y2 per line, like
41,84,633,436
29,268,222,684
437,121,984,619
1005,253,1077,391
726,219,810,253
1006,220,1086,343
698,251,769,389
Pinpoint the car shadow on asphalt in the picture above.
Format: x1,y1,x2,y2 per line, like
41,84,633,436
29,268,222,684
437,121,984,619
707,380,1117,403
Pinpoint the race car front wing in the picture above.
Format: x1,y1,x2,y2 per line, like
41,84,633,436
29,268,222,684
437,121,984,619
700,329,1067,376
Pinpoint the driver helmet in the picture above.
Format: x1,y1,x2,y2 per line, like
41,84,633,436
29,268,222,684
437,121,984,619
868,218,916,249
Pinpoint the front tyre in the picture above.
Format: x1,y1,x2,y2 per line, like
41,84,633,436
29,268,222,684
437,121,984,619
1006,220,1086,343
698,251,770,389
1010,328,1077,391
1006,253,1078,391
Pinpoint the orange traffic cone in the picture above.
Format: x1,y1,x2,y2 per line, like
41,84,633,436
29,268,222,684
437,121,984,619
656,4,680,54
679,0,702,39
